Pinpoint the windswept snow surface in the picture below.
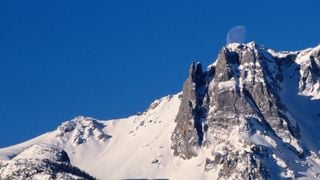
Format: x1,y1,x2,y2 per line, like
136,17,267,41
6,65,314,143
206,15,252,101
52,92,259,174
87,94,182,179
0,94,224,179
83,94,219,180
1,94,218,179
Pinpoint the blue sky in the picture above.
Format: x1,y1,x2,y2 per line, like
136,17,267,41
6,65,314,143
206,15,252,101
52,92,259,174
0,0,319,147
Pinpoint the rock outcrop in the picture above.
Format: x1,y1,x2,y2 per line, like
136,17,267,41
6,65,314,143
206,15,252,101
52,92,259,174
171,62,210,159
171,42,320,179
0,144,95,180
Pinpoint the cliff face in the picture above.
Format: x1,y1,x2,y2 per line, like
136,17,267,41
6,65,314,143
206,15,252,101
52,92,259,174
171,62,210,159
171,42,320,179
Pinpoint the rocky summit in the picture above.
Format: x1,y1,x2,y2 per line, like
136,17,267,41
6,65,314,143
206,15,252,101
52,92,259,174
172,42,320,179
1,42,320,179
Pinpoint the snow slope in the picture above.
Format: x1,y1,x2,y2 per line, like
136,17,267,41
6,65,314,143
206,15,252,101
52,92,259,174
0,94,186,179
0,94,229,179
1,42,320,180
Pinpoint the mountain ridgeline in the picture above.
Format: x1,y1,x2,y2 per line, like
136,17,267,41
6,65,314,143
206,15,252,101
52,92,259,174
1,42,320,179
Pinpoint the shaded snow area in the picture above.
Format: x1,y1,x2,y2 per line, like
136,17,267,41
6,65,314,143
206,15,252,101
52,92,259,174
1,42,320,180
279,53,320,179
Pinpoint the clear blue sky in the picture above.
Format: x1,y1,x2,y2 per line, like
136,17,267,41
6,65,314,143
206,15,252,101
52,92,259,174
0,0,319,147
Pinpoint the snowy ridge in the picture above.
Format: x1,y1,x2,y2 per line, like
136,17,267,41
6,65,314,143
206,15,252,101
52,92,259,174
1,42,320,179
0,94,184,179
295,44,320,100
0,144,95,179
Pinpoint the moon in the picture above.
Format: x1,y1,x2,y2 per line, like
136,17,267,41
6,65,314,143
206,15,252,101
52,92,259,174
226,25,247,44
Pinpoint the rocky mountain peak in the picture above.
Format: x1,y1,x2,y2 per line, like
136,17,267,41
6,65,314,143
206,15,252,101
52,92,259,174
1,42,320,180
171,42,320,179
55,116,110,146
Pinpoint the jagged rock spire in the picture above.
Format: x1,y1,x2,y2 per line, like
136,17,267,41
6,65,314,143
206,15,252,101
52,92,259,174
171,61,210,159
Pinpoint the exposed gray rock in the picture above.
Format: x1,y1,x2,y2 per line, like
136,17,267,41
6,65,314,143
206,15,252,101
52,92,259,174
212,152,224,164
171,62,211,159
56,116,111,146
298,48,320,97
204,158,215,171
151,159,159,164
171,42,314,179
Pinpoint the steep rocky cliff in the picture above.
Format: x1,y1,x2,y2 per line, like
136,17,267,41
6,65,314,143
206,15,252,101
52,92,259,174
171,42,320,179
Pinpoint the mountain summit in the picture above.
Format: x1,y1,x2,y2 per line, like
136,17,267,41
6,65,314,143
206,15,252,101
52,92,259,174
172,42,320,179
1,42,320,179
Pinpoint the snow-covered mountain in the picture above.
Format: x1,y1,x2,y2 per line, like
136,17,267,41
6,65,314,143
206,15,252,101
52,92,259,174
1,42,320,179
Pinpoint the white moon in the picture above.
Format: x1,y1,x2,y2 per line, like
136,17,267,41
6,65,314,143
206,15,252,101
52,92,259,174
226,25,247,44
